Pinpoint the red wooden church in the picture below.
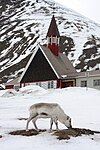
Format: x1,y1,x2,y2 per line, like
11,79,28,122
6,15,77,89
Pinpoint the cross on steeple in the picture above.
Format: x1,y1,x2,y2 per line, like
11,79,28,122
52,5,55,14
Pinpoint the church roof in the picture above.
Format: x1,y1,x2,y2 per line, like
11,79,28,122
46,15,60,37
19,44,76,83
40,45,76,77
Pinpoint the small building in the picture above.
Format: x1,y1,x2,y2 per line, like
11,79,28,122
76,70,100,90
5,78,20,91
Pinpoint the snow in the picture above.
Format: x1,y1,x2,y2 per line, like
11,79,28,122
0,85,100,150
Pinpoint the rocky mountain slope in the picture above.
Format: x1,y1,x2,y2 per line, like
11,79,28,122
0,0,100,83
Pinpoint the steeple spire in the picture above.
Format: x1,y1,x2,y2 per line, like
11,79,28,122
46,15,60,56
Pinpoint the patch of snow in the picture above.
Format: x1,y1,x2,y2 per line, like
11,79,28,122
0,85,100,149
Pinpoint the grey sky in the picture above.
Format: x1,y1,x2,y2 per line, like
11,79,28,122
55,0,100,24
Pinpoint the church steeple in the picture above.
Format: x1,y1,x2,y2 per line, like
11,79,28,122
46,15,60,56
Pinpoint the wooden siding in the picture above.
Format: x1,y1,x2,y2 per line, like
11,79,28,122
5,85,14,89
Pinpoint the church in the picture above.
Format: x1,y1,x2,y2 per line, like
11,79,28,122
18,15,77,89
5,15,100,90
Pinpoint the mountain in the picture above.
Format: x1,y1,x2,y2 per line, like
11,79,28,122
0,0,100,83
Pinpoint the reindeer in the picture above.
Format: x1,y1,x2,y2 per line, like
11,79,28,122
26,103,72,131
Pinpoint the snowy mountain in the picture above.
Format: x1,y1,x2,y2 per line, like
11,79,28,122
0,0,100,83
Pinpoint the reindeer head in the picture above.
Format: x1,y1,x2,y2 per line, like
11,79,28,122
64,116,72,129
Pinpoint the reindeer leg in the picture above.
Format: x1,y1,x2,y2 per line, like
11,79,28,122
50,118,53,131
26,116,33,131
55,121,58,130
26,113,38,131
32,118,38,130
54,117,59,130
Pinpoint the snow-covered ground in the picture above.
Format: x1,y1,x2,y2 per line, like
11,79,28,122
0,85,100,150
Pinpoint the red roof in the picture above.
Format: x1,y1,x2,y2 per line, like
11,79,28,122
46,15,60,37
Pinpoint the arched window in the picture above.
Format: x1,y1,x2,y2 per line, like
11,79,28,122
47,37,51,44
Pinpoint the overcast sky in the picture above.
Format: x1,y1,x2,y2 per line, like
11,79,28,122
55,0,100,24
